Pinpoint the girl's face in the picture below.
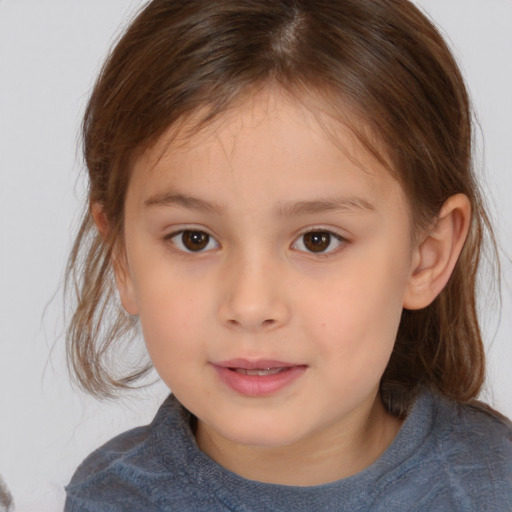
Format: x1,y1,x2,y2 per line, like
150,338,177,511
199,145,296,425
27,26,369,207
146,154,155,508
118,91,419,468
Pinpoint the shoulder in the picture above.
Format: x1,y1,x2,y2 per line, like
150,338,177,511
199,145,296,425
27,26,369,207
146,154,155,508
432,394,512,470
67,422,153,481
65,395,192,511
425,392,512,510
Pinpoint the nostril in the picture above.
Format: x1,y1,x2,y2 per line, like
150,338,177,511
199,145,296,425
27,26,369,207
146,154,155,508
226,318,276,329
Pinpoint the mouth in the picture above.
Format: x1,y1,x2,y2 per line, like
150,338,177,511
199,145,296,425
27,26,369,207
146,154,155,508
212,359,307,396
231,367,288,376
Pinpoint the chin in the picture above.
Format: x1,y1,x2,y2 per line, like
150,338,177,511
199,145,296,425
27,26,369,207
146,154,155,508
217,421,307,449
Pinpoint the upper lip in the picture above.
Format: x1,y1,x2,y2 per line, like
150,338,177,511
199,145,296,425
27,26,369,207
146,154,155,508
213,359,301,370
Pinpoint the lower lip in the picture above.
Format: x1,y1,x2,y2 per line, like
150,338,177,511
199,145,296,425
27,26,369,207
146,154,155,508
213,365,307,396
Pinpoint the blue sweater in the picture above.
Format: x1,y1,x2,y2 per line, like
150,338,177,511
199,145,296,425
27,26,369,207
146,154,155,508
65,390,512,511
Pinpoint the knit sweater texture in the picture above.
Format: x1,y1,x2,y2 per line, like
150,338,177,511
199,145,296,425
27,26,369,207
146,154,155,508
65,390,512,511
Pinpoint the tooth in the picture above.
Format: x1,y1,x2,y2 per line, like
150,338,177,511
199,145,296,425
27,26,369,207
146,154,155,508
234,368,284,376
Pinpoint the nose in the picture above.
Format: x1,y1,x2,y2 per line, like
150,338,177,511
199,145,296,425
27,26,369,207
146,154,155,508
218,254,291,332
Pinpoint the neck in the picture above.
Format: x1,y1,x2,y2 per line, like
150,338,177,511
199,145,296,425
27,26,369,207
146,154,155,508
195,392,402,486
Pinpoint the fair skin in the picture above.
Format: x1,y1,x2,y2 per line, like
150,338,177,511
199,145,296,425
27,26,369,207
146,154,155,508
100,91,470,486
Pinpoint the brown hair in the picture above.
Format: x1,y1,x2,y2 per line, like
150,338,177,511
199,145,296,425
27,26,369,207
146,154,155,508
66,0,497,415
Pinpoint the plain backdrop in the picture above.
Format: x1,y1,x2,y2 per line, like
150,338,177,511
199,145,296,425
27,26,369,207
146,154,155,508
0,1,511,510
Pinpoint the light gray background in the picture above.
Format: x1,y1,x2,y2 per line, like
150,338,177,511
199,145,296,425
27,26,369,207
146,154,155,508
0,1,511,510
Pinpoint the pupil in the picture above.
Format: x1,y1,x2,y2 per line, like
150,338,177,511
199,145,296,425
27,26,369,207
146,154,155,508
304,232,330,252
183,231,209,251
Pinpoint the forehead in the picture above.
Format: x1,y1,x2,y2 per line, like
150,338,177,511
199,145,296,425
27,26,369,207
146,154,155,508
128,90,406,214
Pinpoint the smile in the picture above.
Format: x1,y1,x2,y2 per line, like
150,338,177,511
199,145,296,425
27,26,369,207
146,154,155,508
232,367,286,376
212,360,307,396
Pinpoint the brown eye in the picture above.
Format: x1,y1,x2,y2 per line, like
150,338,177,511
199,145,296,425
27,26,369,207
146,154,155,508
293,230,345,254
182,231,210,251
302,232,332,253
169,230,219,253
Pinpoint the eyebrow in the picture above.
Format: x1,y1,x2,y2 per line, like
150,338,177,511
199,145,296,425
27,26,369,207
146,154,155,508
144,192,224,214
144,191,375,217
276,197,376,217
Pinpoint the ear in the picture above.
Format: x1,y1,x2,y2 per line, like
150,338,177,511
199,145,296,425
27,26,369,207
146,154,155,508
91,203,139,316
403,193,471,310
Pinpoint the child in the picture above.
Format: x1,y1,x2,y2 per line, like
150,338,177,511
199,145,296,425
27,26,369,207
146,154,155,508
64,0,512,510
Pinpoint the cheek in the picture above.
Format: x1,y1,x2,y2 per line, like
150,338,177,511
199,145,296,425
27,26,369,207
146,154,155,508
138,298,208,396
131,266,212,374
311,298,400,401
309,251,410,371
323,257,406,326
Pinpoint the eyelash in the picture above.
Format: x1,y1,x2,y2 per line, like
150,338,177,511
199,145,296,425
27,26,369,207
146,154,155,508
291,229,347,255
165,229,220,253
164,228,347,255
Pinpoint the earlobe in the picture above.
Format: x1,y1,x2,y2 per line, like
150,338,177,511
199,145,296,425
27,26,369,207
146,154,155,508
91,202,109,239
91,202,139,316
114,264,139,316
403,194,471,310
